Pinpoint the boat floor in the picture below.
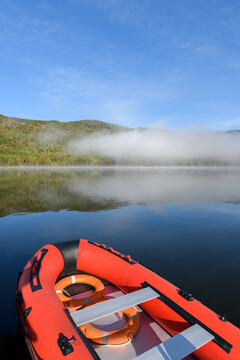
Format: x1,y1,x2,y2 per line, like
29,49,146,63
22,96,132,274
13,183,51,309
70,284,196,360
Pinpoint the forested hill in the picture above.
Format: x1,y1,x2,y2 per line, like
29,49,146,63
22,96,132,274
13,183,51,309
0,114,127,166
1,114,240,166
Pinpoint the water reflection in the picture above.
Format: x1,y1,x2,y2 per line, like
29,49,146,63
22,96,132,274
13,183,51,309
68,167,240,206
1,167,240,217
0,167,240,348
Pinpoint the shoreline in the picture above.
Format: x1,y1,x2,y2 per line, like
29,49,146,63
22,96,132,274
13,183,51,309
1,165,240,171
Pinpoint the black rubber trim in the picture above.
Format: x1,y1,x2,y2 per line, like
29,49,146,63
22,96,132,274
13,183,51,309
30,248,48,292
15,270,42,359
64,308,101,360
16,271,24,303
16,303,43,360
24,307,32,319
89,241,137,264
16,271,23,288
142,282,233,354
53,240,80,275
16,290,23,305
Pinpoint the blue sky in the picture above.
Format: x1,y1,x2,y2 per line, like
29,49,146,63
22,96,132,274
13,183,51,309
1,0,240,130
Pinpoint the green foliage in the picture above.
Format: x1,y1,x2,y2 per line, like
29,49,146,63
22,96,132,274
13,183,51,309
1,114,239,167
0,114,126,166
0,169,126,217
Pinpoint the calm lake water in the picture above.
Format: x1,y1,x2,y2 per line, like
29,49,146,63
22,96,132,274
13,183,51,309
0,167,240,357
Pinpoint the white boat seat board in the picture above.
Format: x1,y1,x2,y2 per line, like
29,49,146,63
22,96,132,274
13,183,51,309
71,287,159,327
133,324,214,360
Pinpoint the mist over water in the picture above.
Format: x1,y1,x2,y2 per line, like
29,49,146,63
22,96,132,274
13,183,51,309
1,167,240,214
69,129,240,165
67,168,240,206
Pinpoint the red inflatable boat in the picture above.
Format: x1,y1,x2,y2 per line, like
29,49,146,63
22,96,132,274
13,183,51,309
16,239,240,359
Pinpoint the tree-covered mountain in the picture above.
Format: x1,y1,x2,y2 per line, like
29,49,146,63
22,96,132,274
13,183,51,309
1,114,240,166
0,114,128,165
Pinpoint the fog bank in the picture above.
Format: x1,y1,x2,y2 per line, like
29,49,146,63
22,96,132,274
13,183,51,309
69,129,240,165
68,168,240,206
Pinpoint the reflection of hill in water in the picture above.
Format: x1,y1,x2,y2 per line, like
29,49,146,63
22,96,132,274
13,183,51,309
1,167,240,217
0,169,128,217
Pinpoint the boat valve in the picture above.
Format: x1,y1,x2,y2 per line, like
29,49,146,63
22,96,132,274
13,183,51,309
178,289,193,301
57,333,74,356
219,314,228,322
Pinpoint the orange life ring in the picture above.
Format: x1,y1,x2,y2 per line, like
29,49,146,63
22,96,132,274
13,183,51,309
80,305,140,345
55,274,104,310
